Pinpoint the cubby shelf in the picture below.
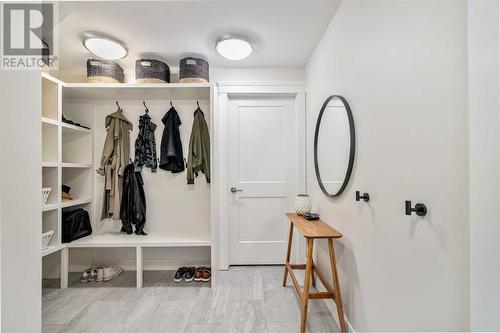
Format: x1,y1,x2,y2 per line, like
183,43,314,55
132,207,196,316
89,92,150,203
61,122,92,134
61,198,92,208
42,244,64,257
42,203,59,212
61,162,92,168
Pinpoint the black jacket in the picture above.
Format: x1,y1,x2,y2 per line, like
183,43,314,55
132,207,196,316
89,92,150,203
159,107,185,173
120,163,146,235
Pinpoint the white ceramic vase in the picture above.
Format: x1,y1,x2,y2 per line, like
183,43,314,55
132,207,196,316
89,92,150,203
295,194,311,216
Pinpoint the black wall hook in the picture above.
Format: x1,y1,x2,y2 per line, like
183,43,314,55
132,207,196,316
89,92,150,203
196,101,200,109
405,201,427,217
116,101,122,112
355,191,370,202
170,101,173,108
143,101,149,113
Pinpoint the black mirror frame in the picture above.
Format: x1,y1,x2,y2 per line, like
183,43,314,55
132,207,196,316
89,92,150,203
314,95,356,198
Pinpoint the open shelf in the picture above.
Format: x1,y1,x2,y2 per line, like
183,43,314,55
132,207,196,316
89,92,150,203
62,129,92,164
66,232,211,248
42,209,60,253
42,203,59,212
42,167,59,206
62,82,211,101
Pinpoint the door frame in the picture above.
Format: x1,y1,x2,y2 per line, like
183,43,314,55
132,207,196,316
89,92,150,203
212,82,306,270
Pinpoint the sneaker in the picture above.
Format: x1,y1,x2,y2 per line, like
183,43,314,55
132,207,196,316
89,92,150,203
184,267,196,283
174,267,188,283
88,269,98,282
103,266,122,282
194,267,204,282
201,267,211,282
80,269,90,283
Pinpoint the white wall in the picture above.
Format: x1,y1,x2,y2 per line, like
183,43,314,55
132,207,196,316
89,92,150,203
0,71,42,332
305,0,469,331
468,0,500,330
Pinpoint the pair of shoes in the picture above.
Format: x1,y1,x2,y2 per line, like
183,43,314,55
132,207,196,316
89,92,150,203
80,265,122,283
80,267,97,283
174,267,196,283
194,267,211,282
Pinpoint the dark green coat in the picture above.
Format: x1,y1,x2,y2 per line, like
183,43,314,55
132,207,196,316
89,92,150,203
187,108,210,184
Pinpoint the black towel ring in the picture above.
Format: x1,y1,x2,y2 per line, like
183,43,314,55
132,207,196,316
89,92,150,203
143,101,149,113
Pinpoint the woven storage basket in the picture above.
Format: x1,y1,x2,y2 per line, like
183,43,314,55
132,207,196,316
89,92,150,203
87,59,124,83
135,59,170,83
179,57,209,83
42,230,54,250
42,187,52,206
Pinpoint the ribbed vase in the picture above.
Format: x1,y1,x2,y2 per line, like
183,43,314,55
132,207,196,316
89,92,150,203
295,194,311,216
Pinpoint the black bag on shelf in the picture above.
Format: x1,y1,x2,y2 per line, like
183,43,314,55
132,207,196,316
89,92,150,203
62,208,92,243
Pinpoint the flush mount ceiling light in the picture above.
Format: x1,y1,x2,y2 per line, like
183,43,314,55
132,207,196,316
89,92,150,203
216,38,253,60
83,37,127,60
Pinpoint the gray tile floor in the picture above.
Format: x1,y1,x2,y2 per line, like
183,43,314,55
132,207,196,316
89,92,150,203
42,266,339,333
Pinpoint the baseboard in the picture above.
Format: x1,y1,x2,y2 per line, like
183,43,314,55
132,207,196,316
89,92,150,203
315,277,355,332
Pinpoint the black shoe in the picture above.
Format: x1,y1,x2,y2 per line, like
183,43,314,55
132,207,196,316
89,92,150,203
174,267,188,283
184,267,196,283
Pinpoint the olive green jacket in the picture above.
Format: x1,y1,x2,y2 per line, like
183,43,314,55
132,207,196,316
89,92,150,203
187,109,210,184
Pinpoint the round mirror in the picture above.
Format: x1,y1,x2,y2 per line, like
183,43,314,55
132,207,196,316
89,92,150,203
314,95,355,197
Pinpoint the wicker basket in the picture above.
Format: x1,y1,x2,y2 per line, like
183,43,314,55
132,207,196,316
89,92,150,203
135,59,170,83
42,230,54,250
87,59,124,83
179,57,209,83
42,187,52,206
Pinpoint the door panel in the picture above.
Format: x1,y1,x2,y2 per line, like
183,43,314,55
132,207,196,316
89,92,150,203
228,98,297,264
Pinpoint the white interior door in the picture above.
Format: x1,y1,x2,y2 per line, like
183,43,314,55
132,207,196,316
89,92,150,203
228,97,299,265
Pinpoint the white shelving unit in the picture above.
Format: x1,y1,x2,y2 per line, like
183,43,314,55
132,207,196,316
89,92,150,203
41,72,213,288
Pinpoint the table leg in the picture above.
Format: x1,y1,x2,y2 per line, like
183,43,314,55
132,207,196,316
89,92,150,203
282,222,294,287
328,239,346,333
301,238,314,333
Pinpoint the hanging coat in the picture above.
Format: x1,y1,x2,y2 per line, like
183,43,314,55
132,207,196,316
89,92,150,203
97,109,132,220
159,107,185,173
120,163,147,235
187,107,210,184
134,113,158,172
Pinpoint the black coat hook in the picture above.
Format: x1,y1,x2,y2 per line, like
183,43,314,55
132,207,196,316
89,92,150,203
116,101,122,112
196,101,200,109
143,101,149,113
170,101,173,108
405,201,427,217
355,191,370,202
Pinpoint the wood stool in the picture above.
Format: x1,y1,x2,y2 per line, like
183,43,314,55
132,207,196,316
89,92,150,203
283,213,346,333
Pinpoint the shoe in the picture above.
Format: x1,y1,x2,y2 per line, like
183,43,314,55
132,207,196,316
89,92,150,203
184,267,196,283
201,267,211,282
103,266,122,282
174,267,188,283
194,267,204,282
80,269,90,283
88,269,97,282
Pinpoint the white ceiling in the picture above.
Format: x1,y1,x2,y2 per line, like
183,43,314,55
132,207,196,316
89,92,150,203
56,1,341,79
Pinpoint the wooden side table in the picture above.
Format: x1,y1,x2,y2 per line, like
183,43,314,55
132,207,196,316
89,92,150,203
283,213,346,333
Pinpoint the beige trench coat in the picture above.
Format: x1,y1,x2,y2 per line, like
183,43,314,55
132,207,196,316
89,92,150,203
97,110,132,220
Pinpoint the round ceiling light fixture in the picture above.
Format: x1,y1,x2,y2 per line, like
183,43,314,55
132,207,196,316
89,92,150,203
216,37,253,60
83,37,127,60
